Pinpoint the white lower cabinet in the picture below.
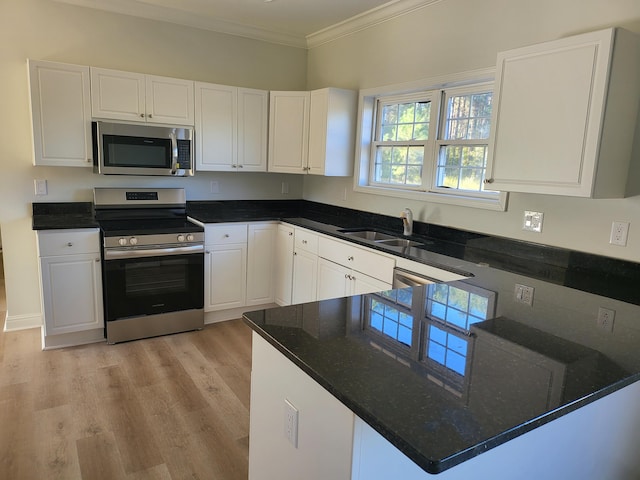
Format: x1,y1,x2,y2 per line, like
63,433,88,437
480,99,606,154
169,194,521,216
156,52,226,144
292,249,318,305
274,223,295,306
37,229,104,349
291,228,319,305
317,236,394,301
204,222,277,317
246,223,277,306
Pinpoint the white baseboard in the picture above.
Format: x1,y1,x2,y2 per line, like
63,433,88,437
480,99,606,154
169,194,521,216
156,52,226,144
42,327,106,350
4,312,42,332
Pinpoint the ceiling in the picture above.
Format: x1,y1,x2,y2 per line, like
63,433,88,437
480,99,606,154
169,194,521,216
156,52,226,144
52,0,440,48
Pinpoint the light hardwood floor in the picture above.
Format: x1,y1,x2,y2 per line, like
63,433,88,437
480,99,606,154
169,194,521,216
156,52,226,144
0,281,252,480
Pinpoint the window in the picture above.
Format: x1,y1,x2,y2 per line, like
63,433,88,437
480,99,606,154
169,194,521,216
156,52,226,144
434,88,493,194
355,72,507,210
371,93,437,188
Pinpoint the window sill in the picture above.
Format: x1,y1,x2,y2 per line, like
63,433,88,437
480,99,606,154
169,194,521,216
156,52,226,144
353,184,508,211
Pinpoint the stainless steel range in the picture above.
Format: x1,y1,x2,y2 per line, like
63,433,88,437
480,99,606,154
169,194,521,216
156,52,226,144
94,187,204,344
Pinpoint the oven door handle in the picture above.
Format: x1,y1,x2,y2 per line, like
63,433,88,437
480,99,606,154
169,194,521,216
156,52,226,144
104,244,204,260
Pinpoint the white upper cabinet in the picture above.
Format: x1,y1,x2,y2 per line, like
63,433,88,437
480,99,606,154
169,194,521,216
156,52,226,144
90,67,195,125
195,82,268,172
268,88,357,175
268,91,310,174
486,28,640,197
28,60,93,167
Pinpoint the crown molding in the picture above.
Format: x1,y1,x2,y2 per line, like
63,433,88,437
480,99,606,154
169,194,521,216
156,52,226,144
306,0,445,49
53,0,445,49
52,0,308,48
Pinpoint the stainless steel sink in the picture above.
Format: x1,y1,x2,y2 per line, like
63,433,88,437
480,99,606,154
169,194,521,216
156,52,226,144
375,238,422,248
338,230,396,241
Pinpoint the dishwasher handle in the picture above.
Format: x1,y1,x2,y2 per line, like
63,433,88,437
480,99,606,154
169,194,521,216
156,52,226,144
393,268,438,288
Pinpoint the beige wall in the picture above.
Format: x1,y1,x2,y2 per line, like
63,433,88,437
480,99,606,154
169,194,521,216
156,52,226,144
0,0,307,328
305,0,640,262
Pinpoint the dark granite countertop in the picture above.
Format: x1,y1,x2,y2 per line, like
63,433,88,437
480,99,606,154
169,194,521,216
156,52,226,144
32,202,98,230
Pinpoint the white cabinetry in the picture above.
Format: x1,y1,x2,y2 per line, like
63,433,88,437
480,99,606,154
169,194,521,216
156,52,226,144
204,223,248,311
268,88,357,175
28,60,92,167
195,82,268,172
90,67,195,125
249,333,355,480
247,223,277,306
317,237,395,301
37,229,104,349
204,222,277,319
274,223,295,306
292,228,319,305
487,28,640,197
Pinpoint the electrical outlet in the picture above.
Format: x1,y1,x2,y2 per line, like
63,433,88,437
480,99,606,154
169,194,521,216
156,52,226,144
523,211,543,233
34,179,48,196
210,181,219,194
514,284,534,306
281,182,289,194
284,399,299,448
597,307,615,333
609,221,629,246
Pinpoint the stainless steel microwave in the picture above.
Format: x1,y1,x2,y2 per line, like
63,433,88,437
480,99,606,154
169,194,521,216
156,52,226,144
92,121,194,176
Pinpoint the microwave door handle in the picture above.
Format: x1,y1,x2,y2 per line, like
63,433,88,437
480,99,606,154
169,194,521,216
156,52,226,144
170,131,178,175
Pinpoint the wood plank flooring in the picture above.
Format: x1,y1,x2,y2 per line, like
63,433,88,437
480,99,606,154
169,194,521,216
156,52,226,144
0,282,252,480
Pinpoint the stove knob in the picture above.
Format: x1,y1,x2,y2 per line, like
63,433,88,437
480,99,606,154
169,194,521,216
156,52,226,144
177,234,186,242
129,237,138,246
186,234,194,242
118,238,128,246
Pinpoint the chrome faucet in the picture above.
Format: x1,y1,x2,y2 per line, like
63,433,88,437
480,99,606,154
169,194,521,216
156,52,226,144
400,208,413,236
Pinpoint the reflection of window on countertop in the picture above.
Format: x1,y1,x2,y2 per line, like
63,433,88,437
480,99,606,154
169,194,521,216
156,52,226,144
369,288,414,347
361,283,497,398
424,283,496,380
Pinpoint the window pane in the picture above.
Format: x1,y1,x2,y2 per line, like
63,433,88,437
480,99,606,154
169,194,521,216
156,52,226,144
445,92,492,140
437,146,488,192
382,104,398,125
381,125,397,141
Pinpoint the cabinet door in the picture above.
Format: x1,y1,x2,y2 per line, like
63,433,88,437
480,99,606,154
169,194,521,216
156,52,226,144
486,28,639,197
28,60,92,167
351,272,392,296
238,88,269,171
205,243,247,311
274,224,295,306
195,82,237,171
268,91,310,174
317,258,350,301
308,88,357,176
146,74,195,126
247,223,277,306
40,253,103,335
90,67,146,121
291,249,317,305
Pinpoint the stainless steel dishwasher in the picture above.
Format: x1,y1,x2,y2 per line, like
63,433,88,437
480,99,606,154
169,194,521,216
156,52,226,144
392,267,438,288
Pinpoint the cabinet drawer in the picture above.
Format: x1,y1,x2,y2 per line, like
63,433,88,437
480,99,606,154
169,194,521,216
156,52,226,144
318,237,395,284
294,228,319,254
205,223,248,245
37,229,100,256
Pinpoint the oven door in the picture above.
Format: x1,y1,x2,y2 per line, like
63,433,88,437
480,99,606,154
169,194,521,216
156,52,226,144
103,248,204,322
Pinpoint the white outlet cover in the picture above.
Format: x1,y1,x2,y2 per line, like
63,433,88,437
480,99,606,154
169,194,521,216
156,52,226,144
523,211,543,233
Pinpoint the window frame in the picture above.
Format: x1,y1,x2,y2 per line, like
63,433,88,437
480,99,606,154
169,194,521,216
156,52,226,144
354,69,508,211
369,91,440,191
